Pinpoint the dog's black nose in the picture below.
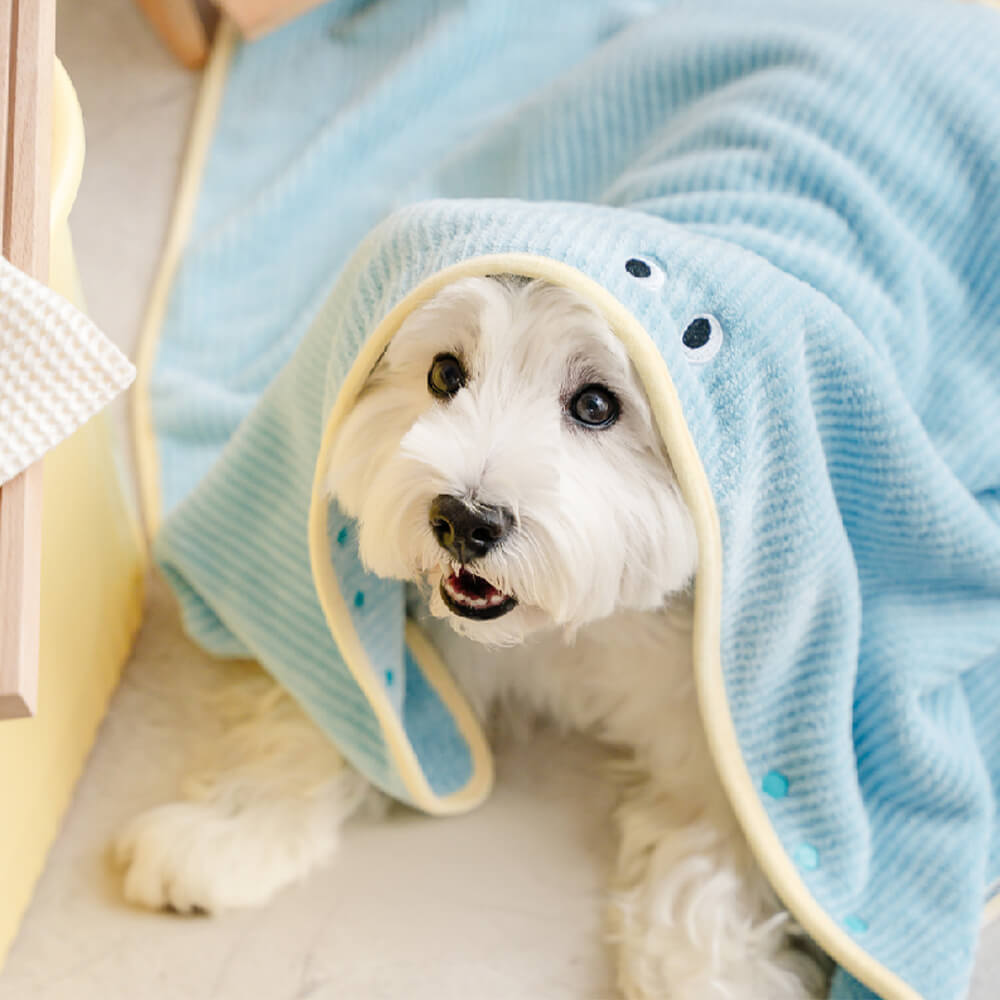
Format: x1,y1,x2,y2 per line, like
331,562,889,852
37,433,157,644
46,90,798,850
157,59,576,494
429,495,513,563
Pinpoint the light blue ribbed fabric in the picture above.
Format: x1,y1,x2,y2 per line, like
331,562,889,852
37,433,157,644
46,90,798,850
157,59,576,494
149,2,1000,998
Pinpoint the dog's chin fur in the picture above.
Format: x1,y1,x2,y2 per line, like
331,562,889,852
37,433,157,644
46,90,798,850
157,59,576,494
325,276,698,647
115,277,829,1000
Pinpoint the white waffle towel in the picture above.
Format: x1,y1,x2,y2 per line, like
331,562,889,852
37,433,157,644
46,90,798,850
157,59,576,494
0,255,135,486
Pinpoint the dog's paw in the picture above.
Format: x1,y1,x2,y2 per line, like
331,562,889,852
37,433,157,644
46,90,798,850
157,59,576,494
114,798,338,914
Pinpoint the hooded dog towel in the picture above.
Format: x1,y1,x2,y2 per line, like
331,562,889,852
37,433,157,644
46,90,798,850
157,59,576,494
146,2,1000,998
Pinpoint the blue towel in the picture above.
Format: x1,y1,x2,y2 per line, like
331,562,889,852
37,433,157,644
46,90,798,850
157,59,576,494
146,2,1000,998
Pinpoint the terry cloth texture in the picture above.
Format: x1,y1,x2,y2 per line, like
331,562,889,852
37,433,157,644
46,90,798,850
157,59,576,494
0,255,134,486
145,2,1000,999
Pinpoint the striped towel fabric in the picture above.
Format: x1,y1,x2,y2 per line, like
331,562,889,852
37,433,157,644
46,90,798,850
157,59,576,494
1,255,134,485
148,2,1000,998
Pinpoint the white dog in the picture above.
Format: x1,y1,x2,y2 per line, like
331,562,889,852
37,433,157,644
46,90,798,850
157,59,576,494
117,276,828,1000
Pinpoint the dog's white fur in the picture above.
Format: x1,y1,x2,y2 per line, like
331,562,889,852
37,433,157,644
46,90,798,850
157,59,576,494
116,277,827,999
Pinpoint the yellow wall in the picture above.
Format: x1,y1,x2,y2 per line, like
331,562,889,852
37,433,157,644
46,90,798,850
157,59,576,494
0,62,146,969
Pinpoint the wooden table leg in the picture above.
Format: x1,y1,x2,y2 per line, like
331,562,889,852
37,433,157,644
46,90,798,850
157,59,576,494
0,0,55,720
134,0,209,70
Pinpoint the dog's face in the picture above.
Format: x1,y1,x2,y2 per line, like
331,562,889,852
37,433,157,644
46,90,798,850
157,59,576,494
326,276,697,645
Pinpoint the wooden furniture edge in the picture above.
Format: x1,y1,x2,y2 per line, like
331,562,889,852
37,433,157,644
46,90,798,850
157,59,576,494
0,0,56,719
134,0,209,70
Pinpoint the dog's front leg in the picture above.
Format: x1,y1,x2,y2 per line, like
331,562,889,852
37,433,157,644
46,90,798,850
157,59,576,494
115,676,377,914
609,751,828,1000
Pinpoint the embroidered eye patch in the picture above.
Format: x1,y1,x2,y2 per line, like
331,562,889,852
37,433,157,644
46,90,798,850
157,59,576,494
624,255,665,289
623,255,723,363
681,314,723,364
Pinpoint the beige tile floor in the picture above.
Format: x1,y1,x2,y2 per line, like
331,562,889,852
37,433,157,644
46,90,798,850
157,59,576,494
1,2,996,997
55,0,198,359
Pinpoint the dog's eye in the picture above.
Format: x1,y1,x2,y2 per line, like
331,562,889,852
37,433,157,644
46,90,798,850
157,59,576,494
428,353,466,398
681,314,723,364
569,384,619,428
624,256,665,290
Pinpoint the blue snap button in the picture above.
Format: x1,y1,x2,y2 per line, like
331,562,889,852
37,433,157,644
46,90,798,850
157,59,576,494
336,526,349,546
385,669,394,686
354,590,365,608
844,915,868,934
762,771,790,799
793,844,820,871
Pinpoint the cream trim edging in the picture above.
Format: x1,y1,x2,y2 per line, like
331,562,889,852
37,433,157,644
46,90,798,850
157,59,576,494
132,18,238,538
308,252,923,1000
984,891,1000,928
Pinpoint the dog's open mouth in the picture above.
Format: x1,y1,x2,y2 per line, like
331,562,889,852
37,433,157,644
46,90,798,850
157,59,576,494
440,569,518,620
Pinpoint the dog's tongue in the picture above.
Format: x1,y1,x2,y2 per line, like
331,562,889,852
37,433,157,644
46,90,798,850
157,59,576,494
446,568,501,602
